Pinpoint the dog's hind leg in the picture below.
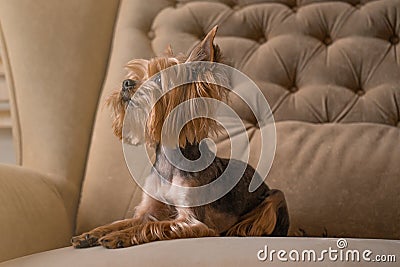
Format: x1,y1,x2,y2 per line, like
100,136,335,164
225,189,290,237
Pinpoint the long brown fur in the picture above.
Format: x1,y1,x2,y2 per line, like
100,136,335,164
72,26,289,249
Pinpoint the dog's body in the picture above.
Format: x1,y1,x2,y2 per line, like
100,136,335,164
72,26,289,249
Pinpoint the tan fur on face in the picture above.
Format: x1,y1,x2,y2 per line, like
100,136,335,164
106,26,228,147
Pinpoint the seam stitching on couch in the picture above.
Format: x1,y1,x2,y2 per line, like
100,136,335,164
365,44,392,86
0,20,22,165
240,42,260,70
271,91,291,114
393,91,400,125
334,95,359,122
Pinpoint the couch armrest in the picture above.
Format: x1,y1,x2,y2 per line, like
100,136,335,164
0,164,72,262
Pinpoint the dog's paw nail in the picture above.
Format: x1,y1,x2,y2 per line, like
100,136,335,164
71,233,101,249
72,239,88,248
117,240,124,248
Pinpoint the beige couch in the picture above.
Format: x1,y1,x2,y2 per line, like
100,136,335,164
0,0,399,266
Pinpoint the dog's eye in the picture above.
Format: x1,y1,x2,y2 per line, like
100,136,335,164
154,75,161,86
122,79,136,90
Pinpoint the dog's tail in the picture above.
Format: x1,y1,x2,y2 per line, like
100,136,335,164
225,189,290,236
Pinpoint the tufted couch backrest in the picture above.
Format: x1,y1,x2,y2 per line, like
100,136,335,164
75,0,400,239
154,0,400,126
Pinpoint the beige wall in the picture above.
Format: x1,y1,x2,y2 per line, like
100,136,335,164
0,56,15,164
0,129,15,164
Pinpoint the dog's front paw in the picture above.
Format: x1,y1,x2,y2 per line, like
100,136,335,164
71,232,101,248
99,231,133,249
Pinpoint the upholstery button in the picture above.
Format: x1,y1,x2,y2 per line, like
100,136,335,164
290,86,298,93
356,89,365,96
232,5,241,11
258,37,266,44
323,36,333,46
355,3,362,9
292,6,298,12
148,31,155,40
390,35,399,45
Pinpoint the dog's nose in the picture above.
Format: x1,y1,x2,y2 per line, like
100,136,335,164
122,79,136,91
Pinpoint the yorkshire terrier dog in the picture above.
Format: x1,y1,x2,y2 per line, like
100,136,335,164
71,26,289,249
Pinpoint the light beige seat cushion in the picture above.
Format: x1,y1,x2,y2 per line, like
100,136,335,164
1,238,399,267
0,165,71,261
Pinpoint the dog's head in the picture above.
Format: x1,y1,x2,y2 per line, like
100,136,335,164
106,26,228,147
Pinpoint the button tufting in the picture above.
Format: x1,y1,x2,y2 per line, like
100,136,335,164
258,37,266,44
290,86,298,93
323,36,333,46
232,5,241,11
355,3,362,9
292,6,298,13
390,35,399,45
148,31,155,40
171,0,178,7
356,89,365,96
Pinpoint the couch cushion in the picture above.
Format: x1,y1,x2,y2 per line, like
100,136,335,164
1,237,399,267
77,0,400,240
0,164,72,262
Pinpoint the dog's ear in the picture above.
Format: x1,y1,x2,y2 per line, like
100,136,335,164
186,25,220,62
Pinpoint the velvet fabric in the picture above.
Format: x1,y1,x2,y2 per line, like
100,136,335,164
0,0,398,264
